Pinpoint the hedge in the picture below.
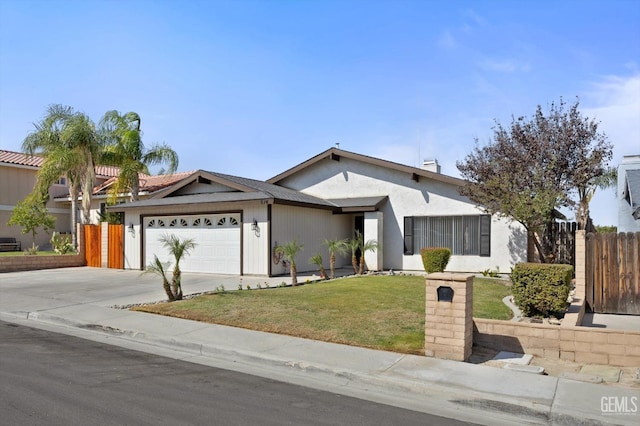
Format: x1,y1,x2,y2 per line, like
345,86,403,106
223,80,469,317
511,262,573,317
420,247,451,273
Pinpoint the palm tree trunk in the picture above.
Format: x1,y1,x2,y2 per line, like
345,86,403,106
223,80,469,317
163,276,175,301
359,256,365,275
352,255,358,275
329,252,336,279
172,266,182,300
69,185,79,249
81,161,95,224
577,200,590,231
131,177,140,202
290,263,297,286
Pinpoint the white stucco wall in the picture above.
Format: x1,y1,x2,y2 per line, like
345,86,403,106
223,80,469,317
242,204,269,275
364,211,383,271
271,204,351,275
277,157,528,273
120,201,265,272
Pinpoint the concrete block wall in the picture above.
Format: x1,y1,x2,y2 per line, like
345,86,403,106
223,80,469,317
100,222,109,268
474,318,640,367
0,224,86,273
425,273,474,361
562,230,587,327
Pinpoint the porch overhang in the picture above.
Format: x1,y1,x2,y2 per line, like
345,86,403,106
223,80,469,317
328,196,388,213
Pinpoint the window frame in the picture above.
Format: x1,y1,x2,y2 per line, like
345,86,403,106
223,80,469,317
403,214,491,257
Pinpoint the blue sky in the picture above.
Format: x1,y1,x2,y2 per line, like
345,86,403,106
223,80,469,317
1,0,638,226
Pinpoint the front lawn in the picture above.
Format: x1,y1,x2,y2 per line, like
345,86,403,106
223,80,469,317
133,275,512,354
0,250,57,256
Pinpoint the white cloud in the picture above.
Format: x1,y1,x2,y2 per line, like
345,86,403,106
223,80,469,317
582,74,640,162
581,73,640,226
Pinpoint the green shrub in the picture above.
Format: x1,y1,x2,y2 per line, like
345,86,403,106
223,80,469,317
420,247,451,273
511,263,573,317
51,232,75,254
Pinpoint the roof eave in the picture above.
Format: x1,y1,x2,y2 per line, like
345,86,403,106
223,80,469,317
267,147,465,187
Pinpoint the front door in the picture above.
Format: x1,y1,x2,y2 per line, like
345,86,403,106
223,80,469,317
354,215,364,262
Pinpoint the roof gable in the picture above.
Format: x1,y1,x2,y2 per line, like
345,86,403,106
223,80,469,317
151,170,259,199
266,148,465,187
110,169,336,211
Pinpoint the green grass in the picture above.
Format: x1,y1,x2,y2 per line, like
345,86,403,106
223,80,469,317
134,275,513,354
0,250,58,256
472,277,513,320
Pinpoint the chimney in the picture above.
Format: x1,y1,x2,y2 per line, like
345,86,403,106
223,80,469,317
422,159,440,173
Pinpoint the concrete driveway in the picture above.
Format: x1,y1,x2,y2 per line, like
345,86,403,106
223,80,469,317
0,267,319,314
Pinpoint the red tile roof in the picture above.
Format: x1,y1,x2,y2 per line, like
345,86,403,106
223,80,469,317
0,149,121,178
0,149,44,167
93,170,196,195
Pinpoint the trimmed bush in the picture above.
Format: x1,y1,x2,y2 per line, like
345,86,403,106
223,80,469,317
511,263,573,317
420,247,451,273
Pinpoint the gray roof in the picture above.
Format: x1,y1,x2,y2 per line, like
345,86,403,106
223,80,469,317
625,169,640,219
327,196,388,212
108,192,270,210
625,169,640,204
207,171,336,208
110,170,336,211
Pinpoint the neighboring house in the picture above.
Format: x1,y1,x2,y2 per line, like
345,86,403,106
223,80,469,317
110,148,528,275
0,149,119,249
53,170,196,224
618,154,640,232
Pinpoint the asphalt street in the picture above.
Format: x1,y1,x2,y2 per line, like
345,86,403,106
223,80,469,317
0,321,477,426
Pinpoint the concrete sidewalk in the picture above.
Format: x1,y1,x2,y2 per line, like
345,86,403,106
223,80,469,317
1,267,638,425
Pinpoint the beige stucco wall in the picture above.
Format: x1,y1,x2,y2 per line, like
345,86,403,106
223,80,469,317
1,164,71,249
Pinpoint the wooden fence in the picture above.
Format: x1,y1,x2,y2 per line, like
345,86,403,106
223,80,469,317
586,232,640,315
545,221,577,267
84,224,101,267
84,223,124,269
107,224,124,269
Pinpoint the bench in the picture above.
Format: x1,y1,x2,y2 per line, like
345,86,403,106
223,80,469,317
0,237,21,252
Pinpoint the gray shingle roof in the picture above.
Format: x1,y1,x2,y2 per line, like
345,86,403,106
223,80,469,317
204,171,337,208
625,169,640,219
110,170,337,210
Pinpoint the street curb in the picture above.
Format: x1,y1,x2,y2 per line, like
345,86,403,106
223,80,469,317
8,310,636,425
13,310,582,425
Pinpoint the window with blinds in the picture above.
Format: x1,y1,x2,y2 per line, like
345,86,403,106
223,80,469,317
404,215,491,256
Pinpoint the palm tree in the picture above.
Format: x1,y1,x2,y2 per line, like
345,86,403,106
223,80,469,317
348,231,363,275
309,253,327,279
323,238,348,279
576,167,617,231
358,238,378,275
144,257,174,301
275,240,304,286
22,105,102,247
100,110,178,202
143,233,196,301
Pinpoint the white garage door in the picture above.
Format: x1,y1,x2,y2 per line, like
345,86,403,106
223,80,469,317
144,214,240,274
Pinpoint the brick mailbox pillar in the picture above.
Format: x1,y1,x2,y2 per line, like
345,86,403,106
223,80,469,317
425,273,474,361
